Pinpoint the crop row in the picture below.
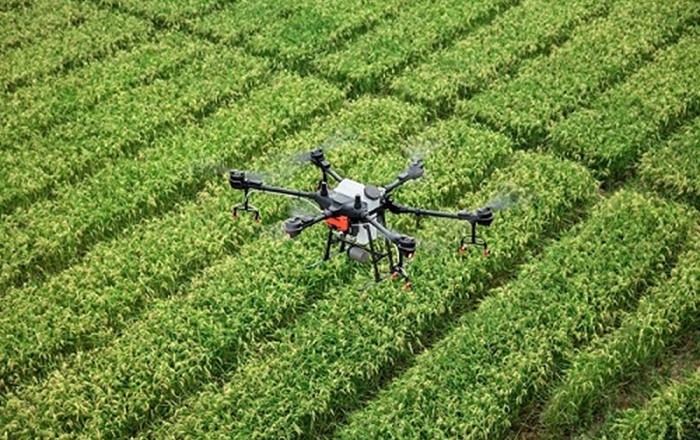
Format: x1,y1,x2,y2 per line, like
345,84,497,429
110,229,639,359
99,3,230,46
94,0,221,26
640,115,700,209
461,0,700,145
594,367,700,440
391,0,611,112
335,190,697,440
0,103,509,438
0,31,200,149
189,1,298,45
314,0,519,94
549,29,700,181
244,0,412,69
0,97,419,398
0,4,150,92
0,48,274,285
0,72,339,291
143,151,597,439
0,41,270,215
540,227,700,435
0,0,92,53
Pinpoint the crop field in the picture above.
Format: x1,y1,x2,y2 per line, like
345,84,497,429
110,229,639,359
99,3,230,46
1,0,699,438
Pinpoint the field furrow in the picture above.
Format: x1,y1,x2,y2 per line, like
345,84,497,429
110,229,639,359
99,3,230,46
0,6,150,92
334,191,697,440
0,0,92,53
391,0,611,113
0,43,269,214
94,0,221,26
190,1,299,46
314,0,519,94
593,367,700,440
461,0,700,145
245,0,412,69
549,29,700,181
539,228,700,435
0,73,340,290
148,151,597,439
0,97,422,396
639,116,700,209
0,102,509,439
0,31,200,149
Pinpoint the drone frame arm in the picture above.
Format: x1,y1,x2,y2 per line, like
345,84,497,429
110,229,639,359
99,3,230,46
381,199,477,222
383,160,425,195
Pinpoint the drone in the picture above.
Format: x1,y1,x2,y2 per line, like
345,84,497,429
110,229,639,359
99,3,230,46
228,147,495,290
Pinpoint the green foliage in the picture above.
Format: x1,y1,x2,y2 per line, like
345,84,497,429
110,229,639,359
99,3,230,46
639,115,700,209
0,73,340,293
245,0,408,67
314,0,518,93
0,6,150,91
391,0,610,110
0,0,93,53
335,190,696,440
190,1,297,45
0,43,270,214
595,368,700,440
549,29,700,180
0,98,427,438
541,227,700,435
0,31,199,148
150,151,596,439
94,0,220,26
461,0,700,145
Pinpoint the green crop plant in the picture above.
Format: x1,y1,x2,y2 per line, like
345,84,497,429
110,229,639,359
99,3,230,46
190,1,299,45
0,42,270,214
594,367,700,440
639,115,700,209
0,6,150,92
335,190,697,440
94,0,221,26
391,0,610,112
549,29,700,181
245,0,410,69
0,31,200,149
0,97,423,396
0,0,94,53
148,151,596,439
461,0,700,145
540,226,700,435
0,98,450,439
314,0,518,94
1,69,334,292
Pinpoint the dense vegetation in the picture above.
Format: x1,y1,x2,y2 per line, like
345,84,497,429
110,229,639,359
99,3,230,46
1,0,698,438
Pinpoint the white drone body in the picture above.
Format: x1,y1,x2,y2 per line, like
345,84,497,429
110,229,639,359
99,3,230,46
331,178,383,245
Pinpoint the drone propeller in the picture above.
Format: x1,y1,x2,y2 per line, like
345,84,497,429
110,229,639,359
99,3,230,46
291,129,357,164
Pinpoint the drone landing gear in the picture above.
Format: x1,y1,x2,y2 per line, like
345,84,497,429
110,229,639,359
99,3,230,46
459,222,490,257
232,188,260,222
317,226,412,291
